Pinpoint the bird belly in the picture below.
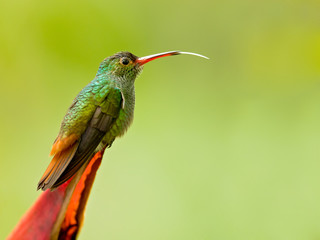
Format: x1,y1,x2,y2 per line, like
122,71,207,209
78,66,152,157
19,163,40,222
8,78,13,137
97,106,134,151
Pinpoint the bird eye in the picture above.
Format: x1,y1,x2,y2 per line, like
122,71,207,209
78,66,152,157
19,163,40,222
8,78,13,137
120,57,130,65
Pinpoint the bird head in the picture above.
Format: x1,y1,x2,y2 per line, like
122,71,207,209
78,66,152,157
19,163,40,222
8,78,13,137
98,51,209,83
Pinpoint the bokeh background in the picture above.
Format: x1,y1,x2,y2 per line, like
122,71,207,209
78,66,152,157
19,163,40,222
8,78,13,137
1,0,320,239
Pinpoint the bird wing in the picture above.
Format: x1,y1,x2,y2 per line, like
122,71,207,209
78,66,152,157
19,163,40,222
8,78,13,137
38,87,123,191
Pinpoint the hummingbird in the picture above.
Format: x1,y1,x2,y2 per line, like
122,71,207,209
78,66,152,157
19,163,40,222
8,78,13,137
37,51,208,191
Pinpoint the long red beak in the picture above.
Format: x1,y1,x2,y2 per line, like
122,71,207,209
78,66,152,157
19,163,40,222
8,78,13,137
135,51,209,65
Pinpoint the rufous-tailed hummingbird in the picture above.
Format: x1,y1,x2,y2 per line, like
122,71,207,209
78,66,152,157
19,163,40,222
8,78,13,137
37,51,208,191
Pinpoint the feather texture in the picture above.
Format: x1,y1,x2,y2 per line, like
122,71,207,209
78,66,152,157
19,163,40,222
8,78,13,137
38,88,123,191
38,141,79,191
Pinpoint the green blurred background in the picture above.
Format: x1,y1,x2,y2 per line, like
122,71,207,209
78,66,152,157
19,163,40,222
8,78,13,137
1,0,320,239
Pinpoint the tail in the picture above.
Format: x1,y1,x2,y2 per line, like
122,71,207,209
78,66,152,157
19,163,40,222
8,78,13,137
7,150,104,240
37,139,80,191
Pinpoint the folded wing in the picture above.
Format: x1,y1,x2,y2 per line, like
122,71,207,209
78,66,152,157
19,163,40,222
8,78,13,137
38,88,123,191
